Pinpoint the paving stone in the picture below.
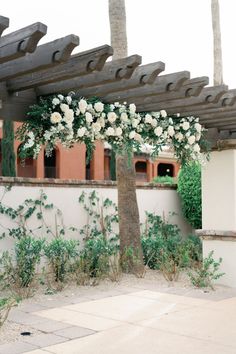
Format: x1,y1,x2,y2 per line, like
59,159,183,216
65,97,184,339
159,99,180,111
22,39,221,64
30,320,71,333
18,303,49,313
54,326,96,339
8,310,48,325
21,333,67,347
0,341,38,354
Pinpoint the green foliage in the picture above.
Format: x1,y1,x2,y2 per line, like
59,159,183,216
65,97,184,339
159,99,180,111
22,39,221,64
188,251,225,289
1,120,16,177
152,176,175,185
141,212,202,281
110,149,116,181
44,237,79,283
177,162,202,229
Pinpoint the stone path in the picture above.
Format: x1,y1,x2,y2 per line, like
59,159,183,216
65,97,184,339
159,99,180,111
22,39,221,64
1,281,236,354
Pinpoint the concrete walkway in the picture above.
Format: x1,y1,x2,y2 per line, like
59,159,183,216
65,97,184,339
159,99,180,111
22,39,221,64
1,283,236,354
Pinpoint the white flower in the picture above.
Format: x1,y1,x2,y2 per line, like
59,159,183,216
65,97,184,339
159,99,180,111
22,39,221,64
106,127,115,136
151,111,160,119
132,119,139,128
193,144,200,153
154,126,163,137
114,102,120,107
0,120,2,129
176,113,180,117
27,131,35,140
79,99,87,114
168,126,175,137
108,112,117,123
182,121,190,131
116,127,123,136
50,112,62,124
151,119,157,127
60,103,69,112
76,108,80,116
175,132,184,142
121,112,129,122
160,110,167,118
129,103,136,114
185,144,190,149
129,131,136,139
58,94,64,101
195,123,202,133
77,127,87,137
94,102,104,113
85,112,93,123
92,122,101,133
24,139,34,149
58,124,65,131
134,133,142,142
99,117,105,128
52,97,60,106
195,132,201,141
144,114,152,124
188,135,196,145
64,109,74,123
169,117,173,124
110,104,115,111
66,96,72,105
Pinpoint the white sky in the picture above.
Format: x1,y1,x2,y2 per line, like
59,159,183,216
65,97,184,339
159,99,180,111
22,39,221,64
1,0,236,88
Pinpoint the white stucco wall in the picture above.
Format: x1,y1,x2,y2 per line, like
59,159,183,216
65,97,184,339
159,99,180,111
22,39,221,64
0,182,191,252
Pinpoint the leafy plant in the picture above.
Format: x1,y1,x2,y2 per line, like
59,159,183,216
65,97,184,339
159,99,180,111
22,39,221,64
177,162,202,229
0,297,17,329
188,251,225,289
44,237,79,284
152,175,175,185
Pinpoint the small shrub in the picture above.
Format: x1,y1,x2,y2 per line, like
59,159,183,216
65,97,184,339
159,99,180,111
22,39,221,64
0,297,17,329
188,251,224,289
152,176,175,184
177,162,202,229
44,237,79,284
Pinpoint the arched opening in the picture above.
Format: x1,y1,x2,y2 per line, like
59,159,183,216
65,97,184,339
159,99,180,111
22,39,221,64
135,161,147,181
44,149,58,178
86,150,91,180
0,139,2,176
157,163,174,177
17,145,36,177
104,149,111,180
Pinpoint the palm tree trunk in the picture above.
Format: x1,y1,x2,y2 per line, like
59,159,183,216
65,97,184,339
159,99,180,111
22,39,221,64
211,0,223,85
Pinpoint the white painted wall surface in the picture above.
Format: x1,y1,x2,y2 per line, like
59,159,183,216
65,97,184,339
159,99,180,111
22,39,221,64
0,184,191,252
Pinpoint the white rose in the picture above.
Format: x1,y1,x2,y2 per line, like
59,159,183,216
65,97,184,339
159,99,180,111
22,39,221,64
134,133,142,142
169,117,173,124
132,119,139,128
116,127,123,136
60,103,69,112
175,132,184,142
160,110,167,118
114,102,120,107
58,123,65,131
129,131,136,139
106,127,115,136
154,126,163,137
79,99,88,114
188,135,196,145
76,108,80,116
52,97,60,106
85,112,93,123
193,144,200,153
151,119,158,127
94,102,104,112
50,112,62,124
108,112,117,123
110,104,115,111
195,123,202,133
99,117,105,127
195,132,201,141
77,127,87,137
92,122,101,133
66,96,72,105
121,112,129,122
185,144,190,149
64,109,74,123
58,94,64,101
182,121,190,131
168,126,175,137
144,114,152,124
129,103,136,114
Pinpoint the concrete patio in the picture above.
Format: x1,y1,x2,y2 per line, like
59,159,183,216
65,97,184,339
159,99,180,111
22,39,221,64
1,278,236,354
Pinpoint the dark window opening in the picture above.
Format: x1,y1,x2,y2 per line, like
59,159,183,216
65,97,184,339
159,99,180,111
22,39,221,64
135,161,147,181
44,149,57,178
17,145,36,177
157,163,174,177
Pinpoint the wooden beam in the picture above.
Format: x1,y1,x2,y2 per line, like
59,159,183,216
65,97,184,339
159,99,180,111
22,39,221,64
0,34,80,82
0,15,9,36
7,45,113,92
0,89,36,121
0,22,47,63
66,61,165,98
36,54,142,96
99,71,190,103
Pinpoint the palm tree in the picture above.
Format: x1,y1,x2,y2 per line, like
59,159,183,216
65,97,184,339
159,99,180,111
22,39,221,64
211,0,223,85
108,0,144,273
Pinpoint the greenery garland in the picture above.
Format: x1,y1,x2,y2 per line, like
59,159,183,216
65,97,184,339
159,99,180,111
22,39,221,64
16,92,209,165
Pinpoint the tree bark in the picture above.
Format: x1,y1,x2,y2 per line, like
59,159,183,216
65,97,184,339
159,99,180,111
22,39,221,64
211,0,223,85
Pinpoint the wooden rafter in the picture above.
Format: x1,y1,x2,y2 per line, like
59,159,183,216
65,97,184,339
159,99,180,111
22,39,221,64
0,16,9,37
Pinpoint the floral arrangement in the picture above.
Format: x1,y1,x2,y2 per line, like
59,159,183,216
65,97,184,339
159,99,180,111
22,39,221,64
16,92,208,164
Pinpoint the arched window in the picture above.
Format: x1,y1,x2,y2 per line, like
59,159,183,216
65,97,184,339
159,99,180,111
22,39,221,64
17,145,36,177
157,163,174,177
135,161,147,181
44,149,58,178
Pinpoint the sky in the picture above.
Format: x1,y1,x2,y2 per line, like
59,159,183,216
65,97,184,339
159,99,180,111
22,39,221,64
1,0,236,88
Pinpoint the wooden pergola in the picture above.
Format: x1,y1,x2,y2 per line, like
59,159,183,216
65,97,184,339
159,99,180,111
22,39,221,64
1,15,236,142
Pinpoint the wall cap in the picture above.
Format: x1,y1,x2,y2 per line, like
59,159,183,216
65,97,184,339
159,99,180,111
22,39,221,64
196,229,236,241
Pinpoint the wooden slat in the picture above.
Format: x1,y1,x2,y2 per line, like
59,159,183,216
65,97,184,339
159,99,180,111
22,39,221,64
0,22,47,63
36,54,142,96
0,15,9,36
99,71,190,103
7,45,113,92
0,89,36,121
68,61,165,98
0,34,80,82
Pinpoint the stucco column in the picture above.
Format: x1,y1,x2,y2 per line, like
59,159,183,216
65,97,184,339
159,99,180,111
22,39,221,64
198,140,236,287
90,141,104,180
36,149,44,178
